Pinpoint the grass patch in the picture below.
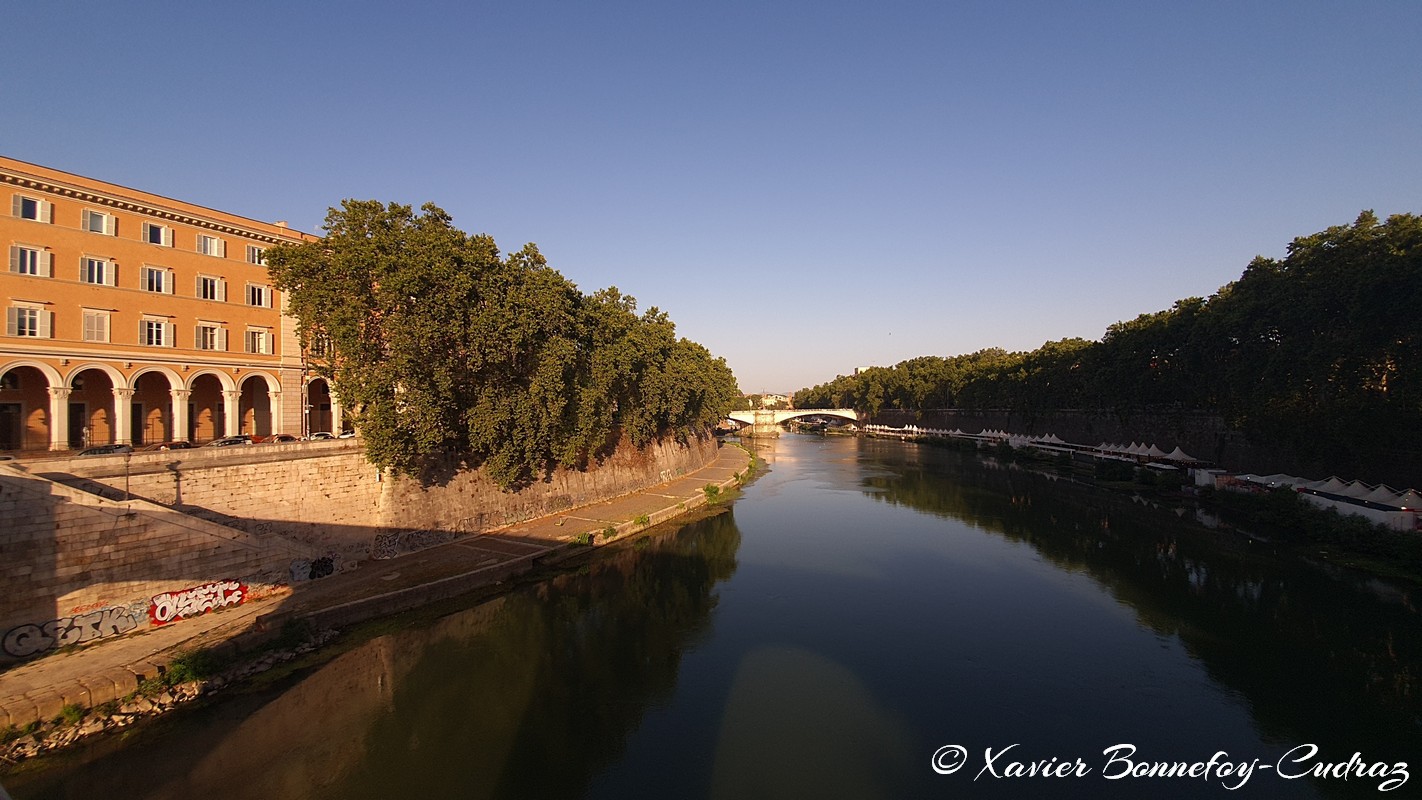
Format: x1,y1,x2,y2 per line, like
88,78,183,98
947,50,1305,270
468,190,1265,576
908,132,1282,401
572,532,595,546
703,483,722,501
633,514,650,526
602,524,617,540
58,704,84,726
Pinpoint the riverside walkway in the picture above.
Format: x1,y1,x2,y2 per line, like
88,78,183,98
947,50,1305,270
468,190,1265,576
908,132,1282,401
0,442,752,731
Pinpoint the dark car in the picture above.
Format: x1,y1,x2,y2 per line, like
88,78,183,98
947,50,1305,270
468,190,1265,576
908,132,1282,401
78,444,134,456
141,441,192,451
262,434,299,444
205,435,255,447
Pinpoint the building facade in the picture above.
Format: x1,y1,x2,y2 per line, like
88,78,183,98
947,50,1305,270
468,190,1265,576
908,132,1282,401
1,156,342,451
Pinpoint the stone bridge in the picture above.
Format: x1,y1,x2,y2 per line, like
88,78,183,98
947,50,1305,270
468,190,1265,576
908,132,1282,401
725,408,859,437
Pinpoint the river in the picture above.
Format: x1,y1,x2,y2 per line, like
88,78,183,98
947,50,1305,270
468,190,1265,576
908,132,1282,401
8,434,1421,799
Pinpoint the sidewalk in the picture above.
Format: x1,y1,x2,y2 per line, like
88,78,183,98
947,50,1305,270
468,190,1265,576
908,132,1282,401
0,442,751,730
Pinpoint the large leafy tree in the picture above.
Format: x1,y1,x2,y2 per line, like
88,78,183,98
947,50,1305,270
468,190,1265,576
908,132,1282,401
794,212,1421,482
267,200,738,487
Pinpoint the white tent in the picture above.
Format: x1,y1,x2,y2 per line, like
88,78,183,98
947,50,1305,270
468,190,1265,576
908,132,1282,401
1315,477,1350,494
1394,490,1422,510
1361,484,1401,505
1145,444,1168,458
1339,481,1375,500
1164,447,1197,462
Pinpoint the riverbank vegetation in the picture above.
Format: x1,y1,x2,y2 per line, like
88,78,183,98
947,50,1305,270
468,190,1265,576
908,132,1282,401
266,201,738,487
796,212,1420,483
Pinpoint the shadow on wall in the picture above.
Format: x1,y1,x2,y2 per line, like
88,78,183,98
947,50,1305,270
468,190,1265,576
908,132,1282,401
0,468,302,666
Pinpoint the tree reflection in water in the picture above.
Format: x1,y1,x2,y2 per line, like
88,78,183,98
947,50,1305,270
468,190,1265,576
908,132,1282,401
856,437,1422,770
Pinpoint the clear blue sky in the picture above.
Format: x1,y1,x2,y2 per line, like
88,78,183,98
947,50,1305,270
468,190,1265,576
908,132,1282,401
6,2,1418,394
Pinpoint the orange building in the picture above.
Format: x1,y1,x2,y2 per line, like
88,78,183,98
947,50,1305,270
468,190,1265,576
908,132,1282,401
1,156,342,451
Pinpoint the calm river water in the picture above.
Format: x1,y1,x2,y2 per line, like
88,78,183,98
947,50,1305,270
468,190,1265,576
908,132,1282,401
10,434,1422,799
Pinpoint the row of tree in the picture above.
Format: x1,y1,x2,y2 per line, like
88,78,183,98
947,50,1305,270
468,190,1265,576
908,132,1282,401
795,212,1420,476
267,201,738,488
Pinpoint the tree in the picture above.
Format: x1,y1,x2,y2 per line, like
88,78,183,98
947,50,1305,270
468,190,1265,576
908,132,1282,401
266,200,739,488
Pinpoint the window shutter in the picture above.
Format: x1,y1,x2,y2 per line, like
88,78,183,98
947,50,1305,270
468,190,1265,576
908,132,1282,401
194,326,202,349
81,209,92,230
39,251,52,278
5,308,16,337
218,327,228,351
7,246,15,273
165,322,176,346
217,239,227,258
107,262,117,287
219,279,227,302
10,195,19,218
40,311,53,339
40,201,52,224
163,227,173,247
104,214,116,236
166,269,175,294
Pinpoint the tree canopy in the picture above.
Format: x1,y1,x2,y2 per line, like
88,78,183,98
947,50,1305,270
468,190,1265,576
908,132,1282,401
795,212,1422,479
266,200,738,487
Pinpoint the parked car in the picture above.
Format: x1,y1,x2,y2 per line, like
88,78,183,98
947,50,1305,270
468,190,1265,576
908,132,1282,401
205,435,255,447
262,433,299,444
141,441,192,451
337,430,356,439
78,444,134,456
306,431,336,440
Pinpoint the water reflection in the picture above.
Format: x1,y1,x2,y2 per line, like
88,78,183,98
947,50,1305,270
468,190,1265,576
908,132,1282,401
854,437,1422,774
9,512,742,800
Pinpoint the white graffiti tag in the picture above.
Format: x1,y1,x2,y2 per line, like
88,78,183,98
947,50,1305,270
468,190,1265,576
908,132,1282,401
149,580,246,626
2,607,141,658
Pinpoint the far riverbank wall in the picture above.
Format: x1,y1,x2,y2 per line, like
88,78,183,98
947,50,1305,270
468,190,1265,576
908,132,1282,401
870,409,1420,489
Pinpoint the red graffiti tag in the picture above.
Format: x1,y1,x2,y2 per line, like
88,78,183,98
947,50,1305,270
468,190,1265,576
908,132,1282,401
148,580,246,626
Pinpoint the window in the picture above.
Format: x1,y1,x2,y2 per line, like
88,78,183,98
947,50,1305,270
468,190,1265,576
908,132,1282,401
81,257,115,286
196,323,227,351
9,245,51,277
141,319,174,347
141,265,172,293
197,234,225,257
82,209,117,236
11,195,52,223
309,333,331,358
5,306,51,338
198,275,226,301
246,283,271,308
245,328,271,355
246,245,266,265
82,310,110,342
142,222,173,247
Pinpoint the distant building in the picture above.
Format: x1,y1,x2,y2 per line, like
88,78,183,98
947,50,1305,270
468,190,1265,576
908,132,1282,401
1,156,339,451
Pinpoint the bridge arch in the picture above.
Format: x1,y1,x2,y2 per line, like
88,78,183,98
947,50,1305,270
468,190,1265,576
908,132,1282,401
725,408,859,426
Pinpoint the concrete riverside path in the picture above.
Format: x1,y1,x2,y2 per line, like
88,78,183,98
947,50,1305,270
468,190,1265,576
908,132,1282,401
0,441,752,731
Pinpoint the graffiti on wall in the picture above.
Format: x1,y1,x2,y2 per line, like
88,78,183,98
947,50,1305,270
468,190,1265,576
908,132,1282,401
371,528,458,560
2,606,141,658
289,553,340,582
149,580,246,626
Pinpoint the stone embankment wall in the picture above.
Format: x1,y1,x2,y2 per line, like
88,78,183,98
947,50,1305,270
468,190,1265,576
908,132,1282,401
871,408,1419,487
17,433,718,614
0,464,311,664
379,434,719,533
